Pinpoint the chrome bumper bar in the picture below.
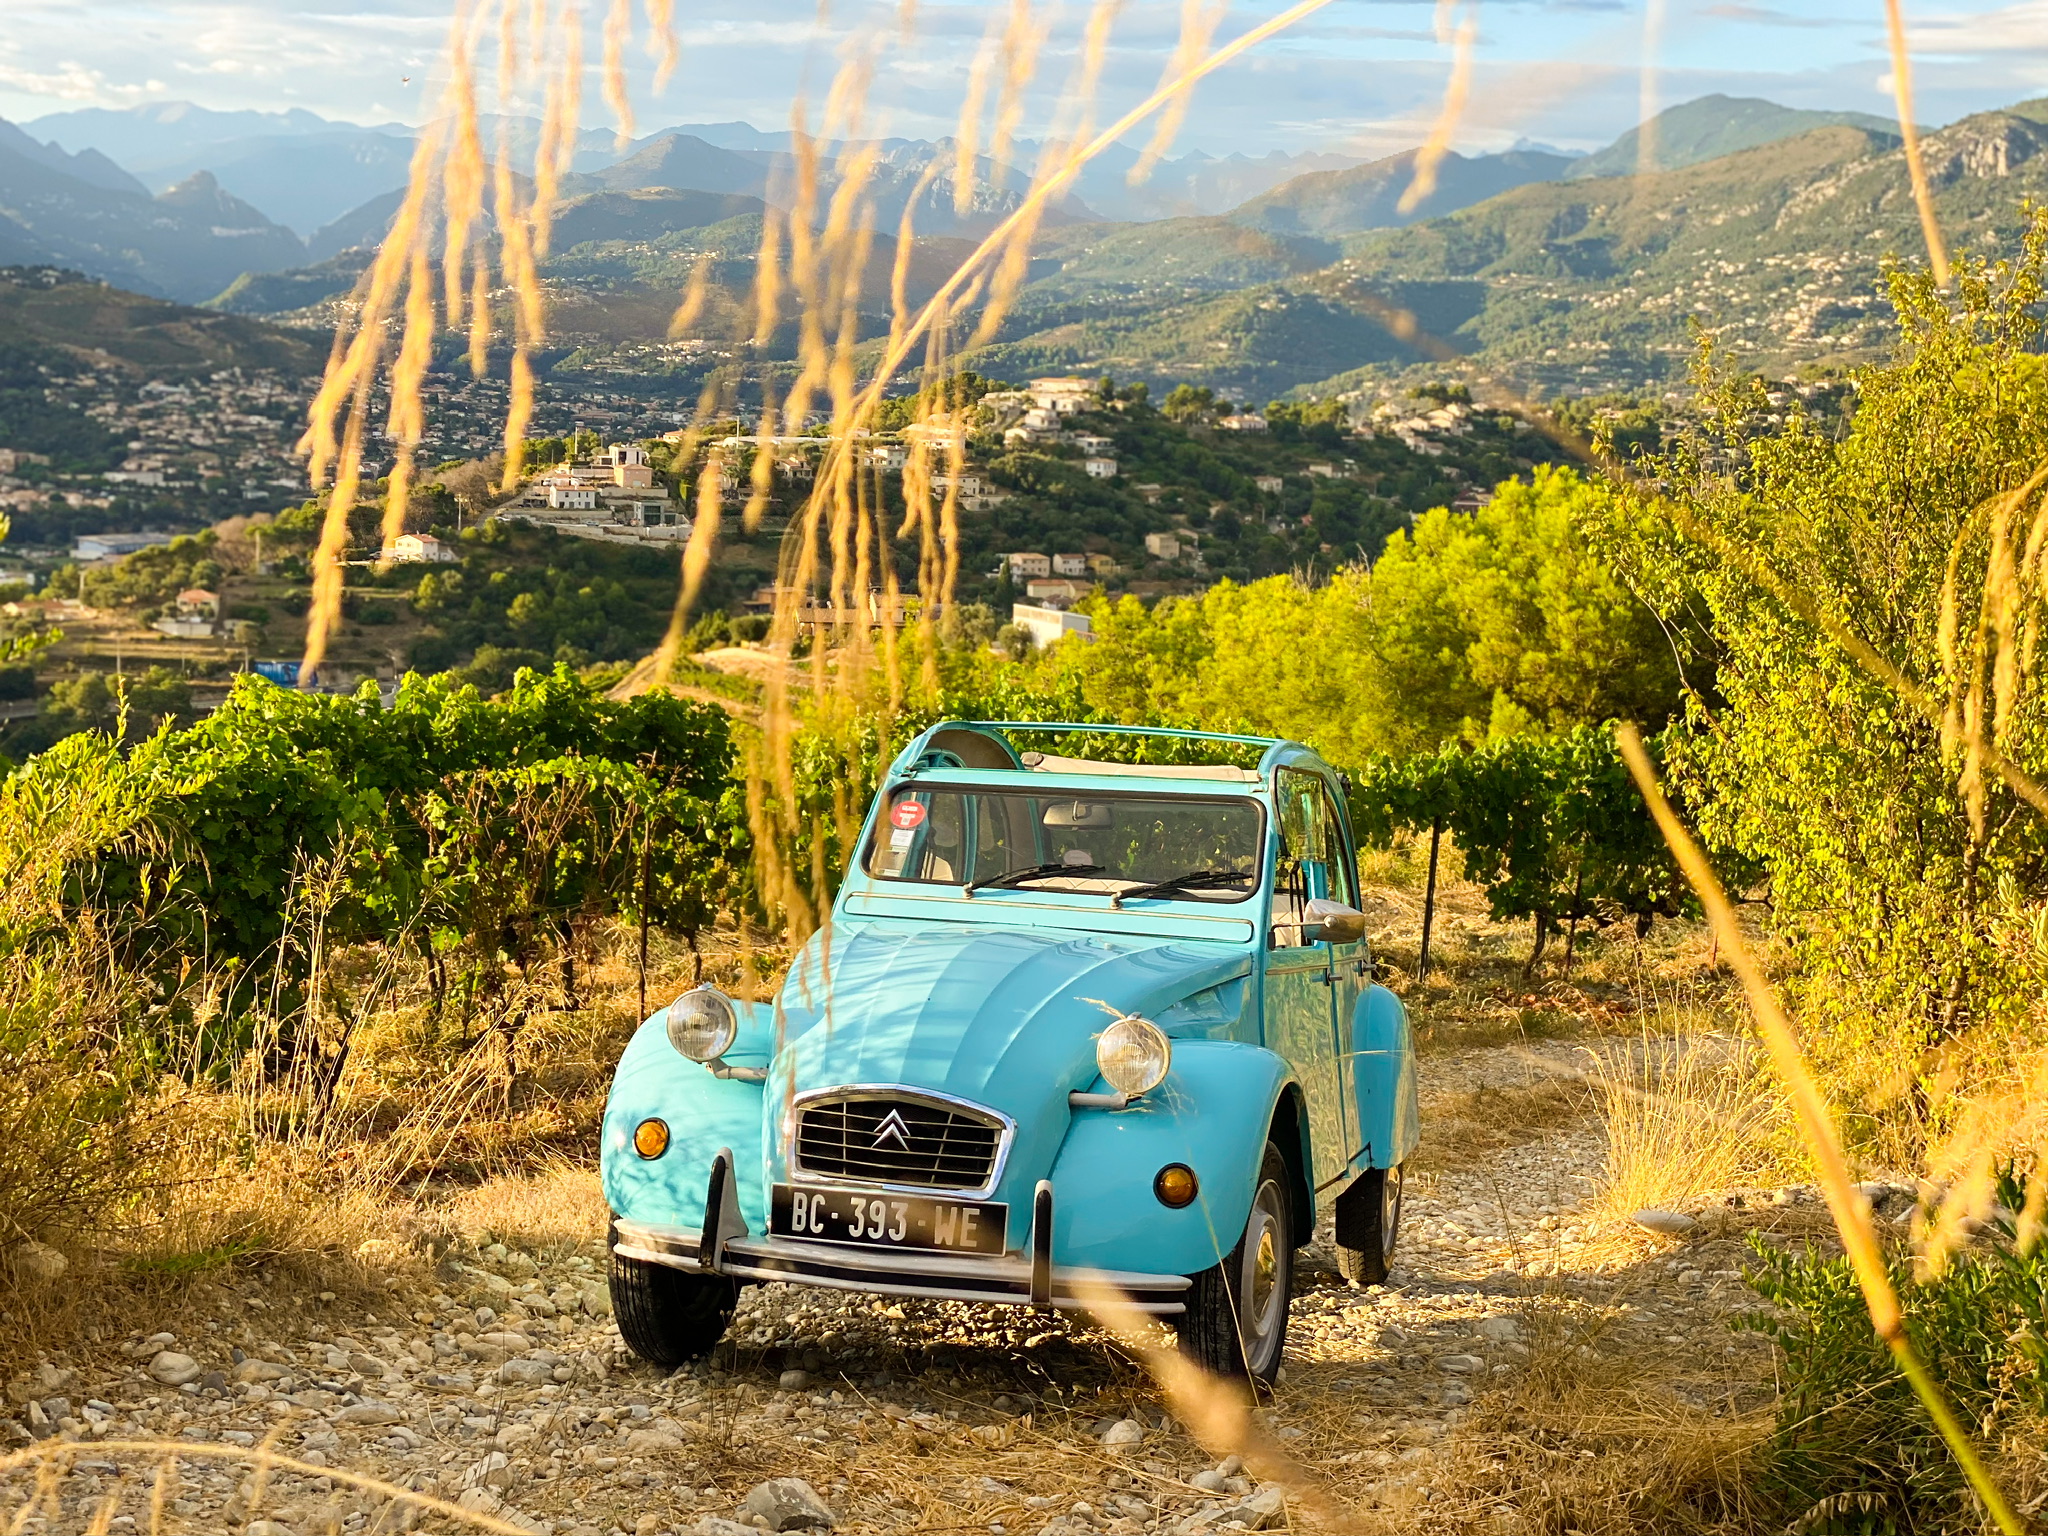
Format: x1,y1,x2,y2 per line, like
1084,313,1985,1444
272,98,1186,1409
612,1217,1191,1315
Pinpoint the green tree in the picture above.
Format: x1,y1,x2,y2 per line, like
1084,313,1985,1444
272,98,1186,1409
1012,466,1682,764
1366,466,1683,750
1609,220,2048,1109
6,667,193,755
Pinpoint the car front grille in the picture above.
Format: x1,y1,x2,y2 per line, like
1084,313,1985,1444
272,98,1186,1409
792,1094,1005,1191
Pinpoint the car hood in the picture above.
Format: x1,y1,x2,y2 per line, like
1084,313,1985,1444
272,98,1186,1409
773,917,1251,1117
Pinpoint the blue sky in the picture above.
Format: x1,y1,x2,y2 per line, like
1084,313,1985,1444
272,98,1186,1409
2,0,2046,159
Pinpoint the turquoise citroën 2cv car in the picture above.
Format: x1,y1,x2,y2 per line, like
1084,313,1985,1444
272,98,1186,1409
602,721,1419,1382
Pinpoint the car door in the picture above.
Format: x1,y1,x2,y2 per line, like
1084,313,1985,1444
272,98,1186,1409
1261,768,1351,1189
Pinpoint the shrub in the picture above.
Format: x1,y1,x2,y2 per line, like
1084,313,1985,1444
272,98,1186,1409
1739,1182,2048,1533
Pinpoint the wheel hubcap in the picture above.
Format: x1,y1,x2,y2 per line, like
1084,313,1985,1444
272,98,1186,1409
1239,1179,1287,1361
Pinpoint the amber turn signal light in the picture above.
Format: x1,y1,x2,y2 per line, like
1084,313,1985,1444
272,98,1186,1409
1154,1163,1199,1208
633,1118,670,1159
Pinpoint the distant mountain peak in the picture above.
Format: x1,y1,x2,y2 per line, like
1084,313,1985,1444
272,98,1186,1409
1567,94,1900,181
1227,145,1570,239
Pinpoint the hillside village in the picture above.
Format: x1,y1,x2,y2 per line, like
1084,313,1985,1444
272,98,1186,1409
0,360,1569,750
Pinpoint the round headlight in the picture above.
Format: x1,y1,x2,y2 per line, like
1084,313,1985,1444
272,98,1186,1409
666,985,738,1062
1097,1014,1171,1098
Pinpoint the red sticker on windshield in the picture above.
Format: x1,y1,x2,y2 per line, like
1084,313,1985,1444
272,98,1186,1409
890,799,927,830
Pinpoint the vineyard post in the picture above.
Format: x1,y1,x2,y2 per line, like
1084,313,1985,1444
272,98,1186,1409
1418,814,1443,979
637,812,654,1024
1562,860,1586,974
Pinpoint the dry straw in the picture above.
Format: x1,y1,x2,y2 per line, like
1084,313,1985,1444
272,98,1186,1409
1399,0,1479,214
1884,0,1951,288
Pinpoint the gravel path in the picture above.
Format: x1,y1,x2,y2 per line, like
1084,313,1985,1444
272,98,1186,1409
0,1037,1793,1535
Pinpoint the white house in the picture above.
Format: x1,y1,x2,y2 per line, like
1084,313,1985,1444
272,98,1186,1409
383,533,458,563
1003,552,1052,579
1025,578,1089,607
1028,377,1096,415
1073,434,1114,453
1082,457,1118,479
1254,475,1285,494
869,443,909,472
1011,602,1094,647
75,531,173,561
1051,553,1088,577
607,443,656,487
1145,531,1187,561
548,485,600,511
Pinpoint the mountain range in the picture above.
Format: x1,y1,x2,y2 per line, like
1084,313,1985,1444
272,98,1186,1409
10,90,2045,403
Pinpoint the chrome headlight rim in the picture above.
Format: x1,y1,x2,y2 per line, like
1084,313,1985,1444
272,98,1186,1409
1097,1013,1172,1098
666,984,739,1063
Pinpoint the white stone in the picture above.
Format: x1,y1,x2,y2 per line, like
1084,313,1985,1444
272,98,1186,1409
1476,1317,1521,1343
334,1401,403,1426
1232,1488,1287,1531
740,1476,836,1530
1100,1418,1145,1449
624,1427,683,1454
149,1352,202,1387
1435,1355,1483,1375
1631,1210,1697,1236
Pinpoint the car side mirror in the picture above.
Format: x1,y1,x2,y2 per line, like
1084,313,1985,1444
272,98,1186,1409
1302,897,1367,945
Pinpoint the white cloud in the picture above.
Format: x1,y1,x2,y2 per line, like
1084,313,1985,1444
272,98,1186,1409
1907,1,2048,56
0,57,163,104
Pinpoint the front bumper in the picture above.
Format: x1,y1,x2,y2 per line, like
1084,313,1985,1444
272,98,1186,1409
612,1218,1192,1315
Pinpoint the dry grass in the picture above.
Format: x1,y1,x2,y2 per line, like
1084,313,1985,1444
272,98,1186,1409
1590,1029,1811,1223
1411,1076,1591,1175
440,1161,610,1257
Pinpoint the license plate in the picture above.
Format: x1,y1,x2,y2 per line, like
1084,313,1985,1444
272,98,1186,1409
769,1183,1008,1256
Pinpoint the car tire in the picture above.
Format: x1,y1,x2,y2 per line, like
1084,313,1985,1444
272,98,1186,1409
1333,1163,1403,1287
609,1237,740,1368
1174,1142,1294,1384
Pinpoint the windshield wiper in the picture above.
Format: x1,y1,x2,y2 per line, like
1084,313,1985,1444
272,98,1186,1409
966,861,1105,894
1110,868,1255,909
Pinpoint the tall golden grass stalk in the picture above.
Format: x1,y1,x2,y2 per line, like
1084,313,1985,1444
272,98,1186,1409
1883,0,1951,287
1399,0,1478,214
1614,721,2025,1535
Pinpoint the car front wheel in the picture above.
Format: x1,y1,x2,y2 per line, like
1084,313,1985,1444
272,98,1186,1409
609,1232,740,1368
1175,1142,1294,1384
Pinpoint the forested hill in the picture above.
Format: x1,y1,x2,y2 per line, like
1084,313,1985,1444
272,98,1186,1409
0,265,320,373
971,101,2048,397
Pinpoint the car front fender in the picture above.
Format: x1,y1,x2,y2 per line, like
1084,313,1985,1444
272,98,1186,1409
1349,983,1419,1169
1049,1039,1297,1277
601,1001,776,1234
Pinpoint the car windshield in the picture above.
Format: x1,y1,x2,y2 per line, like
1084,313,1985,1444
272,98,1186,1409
863,785,1263,901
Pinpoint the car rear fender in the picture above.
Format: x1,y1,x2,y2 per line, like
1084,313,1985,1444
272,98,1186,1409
1350,982,1419,1169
